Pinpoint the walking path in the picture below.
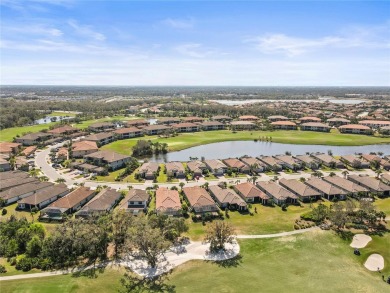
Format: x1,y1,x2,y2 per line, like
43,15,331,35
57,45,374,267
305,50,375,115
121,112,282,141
0,227,317,281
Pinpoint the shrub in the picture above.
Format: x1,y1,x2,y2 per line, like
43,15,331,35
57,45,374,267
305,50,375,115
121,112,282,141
15,256,32,272
0,264,6,274
1,209,7,216
300,211,315,221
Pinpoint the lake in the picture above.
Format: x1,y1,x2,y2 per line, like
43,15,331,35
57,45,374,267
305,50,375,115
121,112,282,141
210,99,366,106
34,116,73,124
149,140,390,162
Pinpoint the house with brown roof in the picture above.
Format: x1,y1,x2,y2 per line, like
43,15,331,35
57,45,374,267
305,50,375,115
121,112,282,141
256,181,298,205
124,119,149,128
304,178,347,200
165,162,185,178
239,115,258,121
47,125,78,137
327,117,350,127
138,162,160,179
271,121,297,130
84,150,131,170
88,122,116,132
299,117,321,123
21,146,37,158
156,188,182,216
118,189,150,214
200,121,225,131
75,188,122,218
181,116,204,123
230,121,256,130
156,117,181,125
240,157,266,173
340,155,369,169
15,132,53,146
208,185,247,210
258,156,284,171
0,170,28,181
0,142,21,156
300,122,330,132
274,155,302,170
0,181,53,205
186,160,207,178
268,115,288,122
358,120,390,129
234,182,269,204
279,178,321,202
360,154,381,164
0,173,34,191
171,122,199,133
204,159,227,176
17,183,69,211
348,175,390,197
182,186,219,214
338,124,373,135
143,124,172,135
71,141,98,158
311,153,344,168
322,176,369,197
0,157,11,172
113,127,143,139
83,132,114,146
380,173,390,185
40,186,96,220
222,158,250,173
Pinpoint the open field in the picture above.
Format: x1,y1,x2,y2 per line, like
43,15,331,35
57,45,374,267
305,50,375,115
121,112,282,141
102,130,390,155
2,231,388,293
51,111,77,117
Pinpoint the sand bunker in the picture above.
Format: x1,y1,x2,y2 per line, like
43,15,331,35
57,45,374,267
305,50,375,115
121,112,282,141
350,234,372,248
364,254,384,271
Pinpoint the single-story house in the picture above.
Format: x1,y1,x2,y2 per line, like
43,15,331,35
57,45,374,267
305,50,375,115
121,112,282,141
0,142,21,156
279,178,321,202
155,188,182,216
124,119,150,128
327,117,350,127
322,176,369,197
186,160,207,178
0,173,34,191
84,150,131,170
256,181,298,205
380,173,390,184
88,122,116,132
138,162,160,180
40,186,96,220
300,122,331,132
75,163,106,175
230,121,256,130
15,132,53,146
21,146,37,157
222,158,250,173
0,157,11,172
234,182,269,204
240,157,266,173
204,159,227,176
0,181,53,205
71,141,99,158
338,124,373,135
304,178,347,200
239,115,258,121
75,188,122,218
0,170,29,181
165,162,185,178
118,189,150,214
271,121,297,130
348,175,390,197
17,183,69,211
274,155,302,170
156,117,181,125
360,154,381,164
358,120,390,129
211,115,232,123
340,155,369,169
200,121,225,131
182,186,219,214
171,122,199,133
299,117,322,123
258,156,284,171
83,132,114,146
311,153,344,168
113,127,143,139
208,185,247,210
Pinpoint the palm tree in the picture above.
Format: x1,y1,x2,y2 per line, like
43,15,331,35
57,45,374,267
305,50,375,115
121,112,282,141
55,178,65,183
375,169,383,179
341,170,349,179
299,177,306,182
9,156,16,170
312,171,324,178
252,176,258,184
29,168,40,177
179,182,185,190
329,172,336,177
39,176,49,182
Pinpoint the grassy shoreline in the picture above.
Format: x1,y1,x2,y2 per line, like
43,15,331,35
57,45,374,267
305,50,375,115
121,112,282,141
101,130,390,155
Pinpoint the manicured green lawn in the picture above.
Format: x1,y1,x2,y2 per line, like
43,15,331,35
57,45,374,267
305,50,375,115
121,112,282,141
374,197,390,215
102,130,390,156
0,123,57,142
51,111,77,117
2,231,388,293
0,258,41,276
95,169,124,182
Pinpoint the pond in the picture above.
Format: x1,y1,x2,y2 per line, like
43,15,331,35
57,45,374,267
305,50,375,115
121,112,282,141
34,116,73,125
149,140,390,162
210,99,366,106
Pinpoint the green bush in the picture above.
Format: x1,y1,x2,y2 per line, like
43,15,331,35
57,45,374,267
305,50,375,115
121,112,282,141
300,211,315,221
1,208,7,215
15,256,32,272
0,264,6,273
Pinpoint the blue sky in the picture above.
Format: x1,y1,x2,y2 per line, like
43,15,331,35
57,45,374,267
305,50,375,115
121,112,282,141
1,0,389,86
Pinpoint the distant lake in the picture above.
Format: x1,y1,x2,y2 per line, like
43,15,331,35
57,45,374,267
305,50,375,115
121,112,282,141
34,116,73,125
149,141,389,162
210,99,366,106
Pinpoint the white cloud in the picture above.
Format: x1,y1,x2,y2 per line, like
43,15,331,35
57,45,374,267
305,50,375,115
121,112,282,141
174,43,214,58
2,24,63,37
68,19,105,41
162,18,194,29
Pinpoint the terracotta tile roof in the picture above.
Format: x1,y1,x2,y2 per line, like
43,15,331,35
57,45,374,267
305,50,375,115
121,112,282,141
209,185,247,206
172,122,199,128
48,125,77,134
21,146,37,156
300,122,330,128
85,150,130,163
49,186,95,209
72,141,98,152
234,182,269,200
83,132,113,141
113,127,141,134
186,160,206,173
223,158,246,169
183,186,216,208
204,159,227,170
230,121,255,126
156,188,181,211
299,117,321,121
339,124,371,130
348,175,390,192
139,162,159,175
271,121,297,126
0,142,21,153
165,162,185,172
